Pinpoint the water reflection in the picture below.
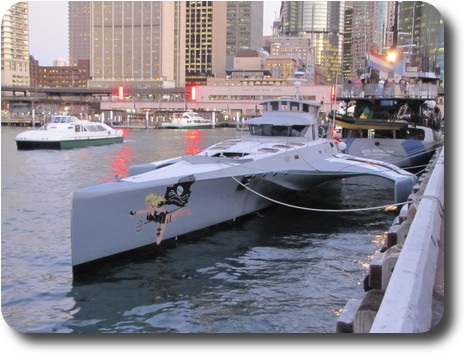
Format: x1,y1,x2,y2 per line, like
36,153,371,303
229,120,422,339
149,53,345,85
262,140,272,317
106,145,134,180
184,130,202,155
102,129,134,182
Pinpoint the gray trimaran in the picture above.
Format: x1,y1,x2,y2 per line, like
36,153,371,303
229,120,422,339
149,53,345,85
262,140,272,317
71,85,418,275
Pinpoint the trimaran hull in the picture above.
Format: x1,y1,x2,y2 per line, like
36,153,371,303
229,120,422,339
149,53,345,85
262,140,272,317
71,146,417,275
71,97,419,277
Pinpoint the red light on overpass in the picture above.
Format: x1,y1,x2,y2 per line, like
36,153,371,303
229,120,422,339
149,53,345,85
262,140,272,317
117,85,125,100
190,85,197,101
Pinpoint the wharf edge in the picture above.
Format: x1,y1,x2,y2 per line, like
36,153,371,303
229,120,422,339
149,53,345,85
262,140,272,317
337,147,445,333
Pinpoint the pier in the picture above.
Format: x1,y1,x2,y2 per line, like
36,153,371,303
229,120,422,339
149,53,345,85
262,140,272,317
1,118,41,127
336,147,445,333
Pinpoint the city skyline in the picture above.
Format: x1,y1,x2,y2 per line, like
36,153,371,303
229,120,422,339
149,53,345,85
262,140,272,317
0,0,450,85
23,0,282,66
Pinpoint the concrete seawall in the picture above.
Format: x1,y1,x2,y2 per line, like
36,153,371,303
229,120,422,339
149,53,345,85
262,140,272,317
337,147,445,333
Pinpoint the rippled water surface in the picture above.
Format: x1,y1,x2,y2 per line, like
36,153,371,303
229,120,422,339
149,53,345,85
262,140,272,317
1,126,396,333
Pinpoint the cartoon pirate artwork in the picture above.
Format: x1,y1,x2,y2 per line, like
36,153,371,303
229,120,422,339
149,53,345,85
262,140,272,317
129,176,194,245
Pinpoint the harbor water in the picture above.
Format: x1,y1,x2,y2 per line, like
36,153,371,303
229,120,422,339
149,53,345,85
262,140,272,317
1,126,398,333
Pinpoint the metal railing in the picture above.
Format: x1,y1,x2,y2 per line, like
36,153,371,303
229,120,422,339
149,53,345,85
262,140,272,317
336,83,438,99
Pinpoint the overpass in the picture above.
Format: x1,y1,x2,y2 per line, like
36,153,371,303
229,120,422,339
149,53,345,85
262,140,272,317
1,85,188,97
1,85,191,119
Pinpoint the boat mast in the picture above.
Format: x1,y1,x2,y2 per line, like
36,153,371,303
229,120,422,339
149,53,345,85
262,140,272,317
288,70,307,100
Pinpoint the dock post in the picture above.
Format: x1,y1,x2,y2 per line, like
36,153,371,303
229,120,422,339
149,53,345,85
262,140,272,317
336,299,362,333
353,289,384,333
368,252,384,290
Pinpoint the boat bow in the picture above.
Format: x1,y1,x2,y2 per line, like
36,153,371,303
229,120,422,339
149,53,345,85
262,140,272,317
312,154,418,204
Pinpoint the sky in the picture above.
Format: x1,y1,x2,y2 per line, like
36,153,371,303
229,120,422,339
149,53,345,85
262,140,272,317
28,0,69,65
3,0,282,66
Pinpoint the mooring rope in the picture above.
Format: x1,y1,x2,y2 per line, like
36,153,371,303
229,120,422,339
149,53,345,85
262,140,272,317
230,176,410,213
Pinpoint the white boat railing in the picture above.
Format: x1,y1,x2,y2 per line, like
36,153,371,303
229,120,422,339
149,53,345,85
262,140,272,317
336,83,438,99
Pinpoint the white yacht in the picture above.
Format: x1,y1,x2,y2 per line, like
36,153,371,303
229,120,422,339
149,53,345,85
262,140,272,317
160,112,213,129
16,115,123,150
71,98,417,275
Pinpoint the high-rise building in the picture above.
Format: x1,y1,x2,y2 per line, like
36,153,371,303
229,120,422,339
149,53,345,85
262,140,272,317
69,1,91,66
374,1,397,53
88,1,186,89
1,1,30,86
398,1,444,81
280,1,345,84
226,1,263,69
185,1,227,85
350,1,375,76
280,1,301,36
69,1,260,88
342,3,353,78
350,1,396,76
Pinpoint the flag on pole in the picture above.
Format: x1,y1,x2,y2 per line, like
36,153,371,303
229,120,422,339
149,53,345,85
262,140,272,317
394,56,405,76
367,50,394,72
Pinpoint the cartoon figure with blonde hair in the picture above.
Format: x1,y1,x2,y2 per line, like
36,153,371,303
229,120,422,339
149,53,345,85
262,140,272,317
130,178,194,245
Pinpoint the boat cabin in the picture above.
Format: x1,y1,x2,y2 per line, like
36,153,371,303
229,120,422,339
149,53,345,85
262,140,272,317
43,115,115,134
338,97,442,131
248,99,321,140
341,126,428,140
42,115,82,131
79,123,112,132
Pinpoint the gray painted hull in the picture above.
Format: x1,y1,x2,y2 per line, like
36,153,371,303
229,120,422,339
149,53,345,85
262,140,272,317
71,172,290,268
71,97,422,276
71,139,418,273
71,170,334,268
343,139,436,169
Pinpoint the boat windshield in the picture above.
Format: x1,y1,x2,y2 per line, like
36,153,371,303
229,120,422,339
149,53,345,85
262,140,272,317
249,124,309,137
341,128,425,140
51,116,79,124
262,101,318,115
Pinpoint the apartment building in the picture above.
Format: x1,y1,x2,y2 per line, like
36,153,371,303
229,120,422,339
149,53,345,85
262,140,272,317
1,1,30,86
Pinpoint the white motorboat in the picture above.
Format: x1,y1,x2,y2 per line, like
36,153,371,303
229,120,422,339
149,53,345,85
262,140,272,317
160,112,213,129
71,98,418,275
16,115,124,150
